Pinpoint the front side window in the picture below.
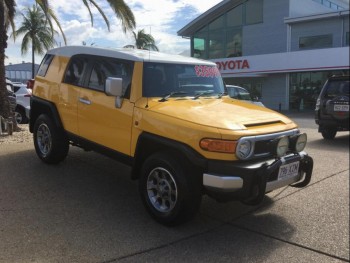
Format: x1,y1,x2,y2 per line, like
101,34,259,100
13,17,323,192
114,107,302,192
87,58,133,98
64,56,89,86
142,62,225,98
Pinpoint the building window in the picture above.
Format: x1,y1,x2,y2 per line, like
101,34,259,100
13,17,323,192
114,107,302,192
209,15,224,30
227,4,243,27
289,70,349,110
193,27,207,59
245,0,264,25
209,30,225,59
226,28,242,57
299,34,333,49
346,32,349,46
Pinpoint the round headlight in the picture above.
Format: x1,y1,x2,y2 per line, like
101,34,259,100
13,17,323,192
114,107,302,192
236,140,253,160
295,133,307,152
276,136,289,157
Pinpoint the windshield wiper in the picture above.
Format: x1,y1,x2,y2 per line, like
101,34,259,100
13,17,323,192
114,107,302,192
193,91,214,100
159,91,188,102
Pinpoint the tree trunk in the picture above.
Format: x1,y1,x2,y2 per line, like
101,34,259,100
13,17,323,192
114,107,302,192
32,39,35,78
0,0,11,120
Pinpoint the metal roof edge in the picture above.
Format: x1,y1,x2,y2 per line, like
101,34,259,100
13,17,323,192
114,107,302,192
177,0,244,37
284,9,350,24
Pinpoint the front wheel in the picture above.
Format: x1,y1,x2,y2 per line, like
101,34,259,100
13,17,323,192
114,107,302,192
139,152,202,226
33,114,69,164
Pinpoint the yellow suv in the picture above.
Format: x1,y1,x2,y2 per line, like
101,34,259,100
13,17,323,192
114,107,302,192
30,46,313,225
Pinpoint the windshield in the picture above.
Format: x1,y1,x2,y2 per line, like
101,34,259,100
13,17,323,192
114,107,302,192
142,62,225,98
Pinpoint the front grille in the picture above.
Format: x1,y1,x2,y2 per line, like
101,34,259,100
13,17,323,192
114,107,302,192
237,129,300,160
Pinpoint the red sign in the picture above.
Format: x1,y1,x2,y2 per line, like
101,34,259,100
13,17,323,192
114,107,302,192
215,59,250,71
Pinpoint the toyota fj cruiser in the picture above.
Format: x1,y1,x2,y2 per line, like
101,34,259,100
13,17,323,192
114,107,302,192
315,75,349,139
30,46,313,225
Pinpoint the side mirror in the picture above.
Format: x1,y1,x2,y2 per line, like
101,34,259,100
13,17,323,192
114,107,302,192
105,77,123,108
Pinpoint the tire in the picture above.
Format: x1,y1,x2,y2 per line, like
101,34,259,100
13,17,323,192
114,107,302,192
321,128,337,140
139,152,202,226
33,114,69,164
15,107,28,124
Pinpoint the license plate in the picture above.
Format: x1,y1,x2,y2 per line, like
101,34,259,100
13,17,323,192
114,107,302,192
278,161,300,181
334,105,349,111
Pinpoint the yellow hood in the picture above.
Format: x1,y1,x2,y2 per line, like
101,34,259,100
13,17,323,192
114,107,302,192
140,97,294,131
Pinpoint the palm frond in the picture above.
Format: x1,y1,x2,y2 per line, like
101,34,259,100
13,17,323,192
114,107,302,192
105,0,135,33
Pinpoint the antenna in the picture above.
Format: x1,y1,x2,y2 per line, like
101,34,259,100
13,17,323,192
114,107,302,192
149,26,151,61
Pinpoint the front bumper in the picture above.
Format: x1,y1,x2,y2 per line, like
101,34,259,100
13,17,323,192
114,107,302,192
203,152,313,204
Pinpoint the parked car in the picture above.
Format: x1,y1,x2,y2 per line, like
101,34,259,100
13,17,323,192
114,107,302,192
315,75,349,139
226,85,264,107
12,82,31,124
6,79,17,113
30,46,313,225
26,79,35,90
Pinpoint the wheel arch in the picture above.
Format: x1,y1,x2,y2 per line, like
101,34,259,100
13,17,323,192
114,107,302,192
30,96,63,133
131,132,206,180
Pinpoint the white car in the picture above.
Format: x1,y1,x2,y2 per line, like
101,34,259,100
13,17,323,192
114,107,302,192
12,82,32,124
226,85,264,107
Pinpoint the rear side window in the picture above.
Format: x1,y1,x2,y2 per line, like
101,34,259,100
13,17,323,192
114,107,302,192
87,57,133,98
37,54,54,77
64,56,89,86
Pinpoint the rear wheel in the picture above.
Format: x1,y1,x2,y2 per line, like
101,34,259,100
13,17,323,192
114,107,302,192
33,114,69,164
321,128,337,140
139,152,202,226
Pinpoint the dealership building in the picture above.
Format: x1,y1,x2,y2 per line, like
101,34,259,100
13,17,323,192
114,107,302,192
178,0,350,111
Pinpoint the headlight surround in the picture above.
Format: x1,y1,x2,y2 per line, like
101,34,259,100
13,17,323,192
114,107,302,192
290,133,307,152
275,136,289,157
236,140,253,160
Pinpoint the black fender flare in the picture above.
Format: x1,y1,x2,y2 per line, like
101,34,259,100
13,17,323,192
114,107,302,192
30,96,63,133
131,132,207,180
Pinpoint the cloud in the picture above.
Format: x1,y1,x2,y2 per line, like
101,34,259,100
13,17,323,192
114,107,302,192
6,0,222,65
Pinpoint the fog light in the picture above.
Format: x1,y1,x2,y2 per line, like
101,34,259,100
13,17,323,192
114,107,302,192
236,140,253,160
295,133,307,152
276,136,289,157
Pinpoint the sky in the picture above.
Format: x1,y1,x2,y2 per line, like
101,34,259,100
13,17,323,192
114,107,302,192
5,0,222,65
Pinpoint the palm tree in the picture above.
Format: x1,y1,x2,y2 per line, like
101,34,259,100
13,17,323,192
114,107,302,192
124,29,159,51
14,5,58,79
0,0,16,124
0,0,135,123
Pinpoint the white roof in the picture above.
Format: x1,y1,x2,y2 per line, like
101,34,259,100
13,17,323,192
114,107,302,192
47,46,215,65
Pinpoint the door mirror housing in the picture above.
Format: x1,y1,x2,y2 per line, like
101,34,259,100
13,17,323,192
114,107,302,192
105,77,123,108
105,77,123,97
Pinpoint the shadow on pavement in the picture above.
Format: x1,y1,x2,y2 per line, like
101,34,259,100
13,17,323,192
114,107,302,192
0,146,296,262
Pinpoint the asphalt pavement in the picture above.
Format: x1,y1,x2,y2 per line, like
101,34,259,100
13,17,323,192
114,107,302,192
0,112,349,263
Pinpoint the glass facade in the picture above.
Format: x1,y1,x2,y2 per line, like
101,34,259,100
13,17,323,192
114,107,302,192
299,34,333,50
289,70,350,110
191,0,263,59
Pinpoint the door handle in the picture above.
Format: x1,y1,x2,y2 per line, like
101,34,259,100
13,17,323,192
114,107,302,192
79,98,91,105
